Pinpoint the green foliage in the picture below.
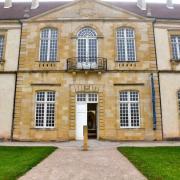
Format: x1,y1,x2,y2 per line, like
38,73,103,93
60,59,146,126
118,147,180,180
0,146,57,180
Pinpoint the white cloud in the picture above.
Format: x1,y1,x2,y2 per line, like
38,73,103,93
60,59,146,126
0,0,180,4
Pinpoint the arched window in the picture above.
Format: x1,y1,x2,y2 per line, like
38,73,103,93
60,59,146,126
117,28,136,61
39,28,58,61
77,27,97,63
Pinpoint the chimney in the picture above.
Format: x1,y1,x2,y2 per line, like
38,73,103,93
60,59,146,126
167,0,174,9
147,7,152,17
31,0,39,10
137,0,146,11
4,0,12,8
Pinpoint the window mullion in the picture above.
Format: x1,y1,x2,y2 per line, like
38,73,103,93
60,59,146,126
128,93,131,128
124,29,128,61
47,30,51,61
86,38,89,60
44,92,47,128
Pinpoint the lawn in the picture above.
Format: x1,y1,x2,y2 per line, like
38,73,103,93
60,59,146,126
118,147,180,180
0,146,57,180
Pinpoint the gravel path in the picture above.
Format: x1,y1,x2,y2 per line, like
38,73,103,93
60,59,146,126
19,148,146,180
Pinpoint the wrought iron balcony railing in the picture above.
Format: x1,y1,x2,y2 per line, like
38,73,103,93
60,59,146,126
67,57,107,71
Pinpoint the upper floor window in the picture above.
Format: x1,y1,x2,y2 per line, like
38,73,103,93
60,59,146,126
178,91,180,112
120,91,140,128
171,35,180,60
117,28,136,61
35,91,55,128
0,36,4,61
77,27,97,63
40,28,58,62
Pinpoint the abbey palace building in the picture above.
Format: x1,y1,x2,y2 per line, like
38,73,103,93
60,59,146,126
0,0,180,141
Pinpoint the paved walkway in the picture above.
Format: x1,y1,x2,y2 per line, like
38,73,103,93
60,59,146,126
1,140,180,149
19,148,146,180
1,140,179,180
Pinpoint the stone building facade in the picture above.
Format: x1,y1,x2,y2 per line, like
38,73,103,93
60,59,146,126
0,0,180,141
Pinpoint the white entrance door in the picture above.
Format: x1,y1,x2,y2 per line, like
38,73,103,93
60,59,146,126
76,103,87,140
76,93,98,140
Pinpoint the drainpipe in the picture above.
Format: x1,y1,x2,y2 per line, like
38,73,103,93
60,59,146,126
152,18,164,139
10,20,23,141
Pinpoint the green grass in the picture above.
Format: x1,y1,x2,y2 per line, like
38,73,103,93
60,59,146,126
118,147,180,180
0,146,57,180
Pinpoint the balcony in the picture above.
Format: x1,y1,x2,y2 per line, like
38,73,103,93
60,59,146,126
67,57,107,72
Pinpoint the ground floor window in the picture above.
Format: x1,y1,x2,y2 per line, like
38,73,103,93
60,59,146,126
120,91,140,128
35,91,55,128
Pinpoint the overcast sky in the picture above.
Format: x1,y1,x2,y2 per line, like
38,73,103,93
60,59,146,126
0,0,180,4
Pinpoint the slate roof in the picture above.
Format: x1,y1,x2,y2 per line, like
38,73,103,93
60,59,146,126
0,1,180,20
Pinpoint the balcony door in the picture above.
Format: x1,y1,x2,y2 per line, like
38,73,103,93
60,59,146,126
77,28,98,69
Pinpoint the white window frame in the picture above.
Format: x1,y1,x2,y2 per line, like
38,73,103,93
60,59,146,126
39,28,58,62
116,28,136,62
76,93,98,104
35,91,56,128
76,28,98,60
119,91,140,128
171,36,180,60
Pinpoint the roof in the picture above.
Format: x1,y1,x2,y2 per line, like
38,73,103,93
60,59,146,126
0,1,180,20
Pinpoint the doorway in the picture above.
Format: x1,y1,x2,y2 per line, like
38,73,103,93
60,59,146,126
76,93,98,140
87,103,97,139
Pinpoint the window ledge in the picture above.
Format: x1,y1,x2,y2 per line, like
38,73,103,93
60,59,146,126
35,61,60,63
119,127,144,130
115,60,138,63
170,59,180,63
31,128,57,131
0,60,5,64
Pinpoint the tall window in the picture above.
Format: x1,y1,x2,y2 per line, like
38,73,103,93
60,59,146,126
120,91,140,128
35,91,55,128
117,28,136,61
0,36,4,61
171,35,180,60
77,27,97,63
178,91,180,112
40,28,58,61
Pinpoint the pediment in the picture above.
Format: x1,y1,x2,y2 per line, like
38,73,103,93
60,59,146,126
30,0,145,21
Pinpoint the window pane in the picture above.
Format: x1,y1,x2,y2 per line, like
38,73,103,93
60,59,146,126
46,103,55,127
120,103,129,127
88,93,98,102
40,39,48,61
77,93,86,102
36,103,45,127
78,39,86,62
36,92,45,101
47,91,55,102
89,39,97,62
130,102,140,127
0,36,4,60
